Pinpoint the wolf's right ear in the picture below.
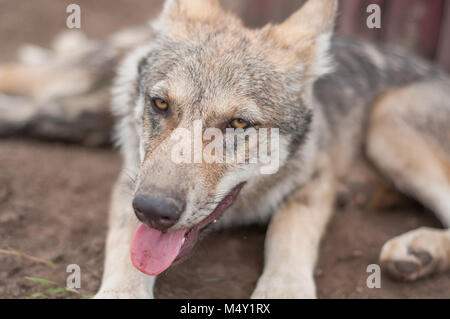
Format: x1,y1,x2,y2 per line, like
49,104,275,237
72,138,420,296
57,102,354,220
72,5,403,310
153,0,226,38
158,0,223,24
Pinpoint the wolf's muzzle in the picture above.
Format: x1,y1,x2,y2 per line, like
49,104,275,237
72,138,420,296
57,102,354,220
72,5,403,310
132,193,185,231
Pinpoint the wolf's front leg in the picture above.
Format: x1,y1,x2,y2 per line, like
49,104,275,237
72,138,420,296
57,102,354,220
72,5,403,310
95,174,155,299
252,158,336,299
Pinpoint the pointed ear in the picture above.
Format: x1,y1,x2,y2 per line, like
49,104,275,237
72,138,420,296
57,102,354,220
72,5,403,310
274,0,338,45
159,0,224,23
269,0,338,76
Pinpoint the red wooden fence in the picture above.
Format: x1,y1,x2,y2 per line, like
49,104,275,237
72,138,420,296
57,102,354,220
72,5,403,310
223,0,450,71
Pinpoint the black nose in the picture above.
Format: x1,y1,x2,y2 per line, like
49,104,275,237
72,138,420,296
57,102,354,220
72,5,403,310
132,194,184,231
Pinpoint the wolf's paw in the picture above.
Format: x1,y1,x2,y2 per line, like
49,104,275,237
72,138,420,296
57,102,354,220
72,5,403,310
93,289,154,299
380,227,450,281
94,282,154,299
251,271,316,299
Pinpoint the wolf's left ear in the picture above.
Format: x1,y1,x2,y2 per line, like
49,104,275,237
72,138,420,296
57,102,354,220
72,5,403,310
270,0,338,76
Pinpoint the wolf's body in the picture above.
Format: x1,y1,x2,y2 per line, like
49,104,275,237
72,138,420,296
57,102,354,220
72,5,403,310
1,0,450,298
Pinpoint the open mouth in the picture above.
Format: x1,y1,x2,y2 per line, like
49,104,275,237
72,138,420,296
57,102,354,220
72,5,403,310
130,183,245,276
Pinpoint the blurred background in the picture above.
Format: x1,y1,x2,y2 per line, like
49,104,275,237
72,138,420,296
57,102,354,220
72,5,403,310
0,0,449,299
1,0,449,69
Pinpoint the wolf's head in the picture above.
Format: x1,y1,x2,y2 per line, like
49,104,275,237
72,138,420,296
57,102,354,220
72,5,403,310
113,0,337,276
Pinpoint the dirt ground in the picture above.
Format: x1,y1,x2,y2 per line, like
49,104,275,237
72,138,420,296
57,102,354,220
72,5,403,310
0,0,449,299
0,139,449,299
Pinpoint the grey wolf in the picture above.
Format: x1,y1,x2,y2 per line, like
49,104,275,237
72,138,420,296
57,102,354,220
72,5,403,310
1,0,449,298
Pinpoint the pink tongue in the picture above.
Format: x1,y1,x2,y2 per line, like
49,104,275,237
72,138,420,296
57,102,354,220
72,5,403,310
130,224,187,276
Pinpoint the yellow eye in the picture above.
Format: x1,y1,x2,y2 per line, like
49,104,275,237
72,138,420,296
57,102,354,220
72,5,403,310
151,98,169,112
230,118,250,129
